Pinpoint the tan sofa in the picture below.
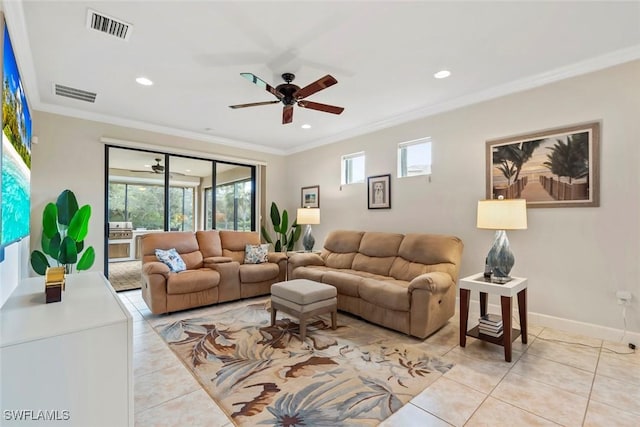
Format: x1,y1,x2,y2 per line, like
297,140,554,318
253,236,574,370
287,230,463,338
140,230,287,314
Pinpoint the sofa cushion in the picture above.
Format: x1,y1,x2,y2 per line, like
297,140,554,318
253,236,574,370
352,254,397,277
289,265,327,282
166,268,220,295
389,258,429,282
359,278,410,311
196,230,223,257
239,263,280,283
244,244,269,264
141,231,200,265
324,230,364,253
220,231,261,263
321,230,364,269
321,270,363,297
155,248,186,272
358,232,404,257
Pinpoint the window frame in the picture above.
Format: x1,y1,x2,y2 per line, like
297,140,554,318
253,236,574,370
341,151,366,185
397,137,432,178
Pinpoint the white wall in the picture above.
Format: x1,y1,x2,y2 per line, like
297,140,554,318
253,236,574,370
29,113,288,274
286,60,640,337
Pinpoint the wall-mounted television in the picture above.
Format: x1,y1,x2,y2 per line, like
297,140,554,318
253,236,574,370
1,14,32,249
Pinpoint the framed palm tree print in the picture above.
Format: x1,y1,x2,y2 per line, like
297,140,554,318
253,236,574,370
486,121,600,208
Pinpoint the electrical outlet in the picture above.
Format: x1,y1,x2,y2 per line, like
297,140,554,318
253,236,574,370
616,290,632,305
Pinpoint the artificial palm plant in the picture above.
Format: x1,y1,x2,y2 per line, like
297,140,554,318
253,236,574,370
30,189,95,275
260,202,301,252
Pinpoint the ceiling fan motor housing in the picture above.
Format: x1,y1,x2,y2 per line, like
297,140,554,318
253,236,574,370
277,83,300,105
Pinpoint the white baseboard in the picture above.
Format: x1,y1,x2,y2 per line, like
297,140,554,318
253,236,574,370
458,298,640,346
527,311,640,346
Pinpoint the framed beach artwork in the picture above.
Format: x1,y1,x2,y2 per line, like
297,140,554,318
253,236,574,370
1,15,32,249
301,185,319,208
486,122,600,208
367,174,391,209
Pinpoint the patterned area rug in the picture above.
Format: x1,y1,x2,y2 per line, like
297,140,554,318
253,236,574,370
155,301,454,426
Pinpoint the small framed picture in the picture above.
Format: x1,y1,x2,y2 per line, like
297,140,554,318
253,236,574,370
301,185,320,208
367,174,391,209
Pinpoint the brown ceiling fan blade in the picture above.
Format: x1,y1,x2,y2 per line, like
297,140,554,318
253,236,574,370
298,100,344,115
282,105,294,124
229,100,280,109
295,74,338,99
240,72,282,99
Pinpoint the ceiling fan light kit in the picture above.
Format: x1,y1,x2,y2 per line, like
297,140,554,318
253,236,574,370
230,72,344,124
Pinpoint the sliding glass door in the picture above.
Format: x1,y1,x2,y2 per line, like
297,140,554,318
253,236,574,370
105,146,256,289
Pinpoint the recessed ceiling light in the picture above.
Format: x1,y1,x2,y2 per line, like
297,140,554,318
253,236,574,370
301,124,311,129
144,164,151,168
185,169,191,172
136,76,153,86
434,70,451,79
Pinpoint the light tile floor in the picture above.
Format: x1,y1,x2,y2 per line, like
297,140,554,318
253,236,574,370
118,290,640,427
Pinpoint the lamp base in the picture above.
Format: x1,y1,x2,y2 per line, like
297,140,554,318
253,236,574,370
302,224,315,251
487,229,514,279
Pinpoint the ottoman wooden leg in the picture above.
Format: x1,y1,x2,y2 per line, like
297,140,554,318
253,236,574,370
299,319,307,341
331,310,337,330
271,306,277,326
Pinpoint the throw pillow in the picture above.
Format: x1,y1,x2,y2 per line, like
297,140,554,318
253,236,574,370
155,248,187,272
244,244,269,264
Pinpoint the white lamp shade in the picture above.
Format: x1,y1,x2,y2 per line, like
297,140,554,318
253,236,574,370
477,199,527,230
296,208,320,225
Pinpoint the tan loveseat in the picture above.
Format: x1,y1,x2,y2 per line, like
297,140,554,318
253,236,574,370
287,230,463,338
140,230,287,314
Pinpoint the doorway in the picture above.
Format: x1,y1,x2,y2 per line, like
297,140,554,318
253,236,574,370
105,145,256,291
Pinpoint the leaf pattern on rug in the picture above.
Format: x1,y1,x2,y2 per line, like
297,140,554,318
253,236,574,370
258,318,335,349
213,336,277,390
154,302,455,426
259,379,358,426
158,319,237,367
283,356,338,378
338,377,403,420
231,382,280,418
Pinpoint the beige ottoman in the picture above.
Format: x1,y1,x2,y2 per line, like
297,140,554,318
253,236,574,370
270,279,337,341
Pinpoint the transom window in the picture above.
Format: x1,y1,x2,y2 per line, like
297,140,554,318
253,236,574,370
341,152,365,185
398,137,432,177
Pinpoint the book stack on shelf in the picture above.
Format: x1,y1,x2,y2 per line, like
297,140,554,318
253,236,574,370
479,313,503,337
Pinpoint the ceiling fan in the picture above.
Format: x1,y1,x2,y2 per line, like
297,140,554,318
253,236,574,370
150,158,164,174
128,158,184,177
229,72,344,124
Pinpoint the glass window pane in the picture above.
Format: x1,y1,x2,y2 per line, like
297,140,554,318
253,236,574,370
398,139,432,177
342,152,365,184
204,188,213,229
215,164,253,231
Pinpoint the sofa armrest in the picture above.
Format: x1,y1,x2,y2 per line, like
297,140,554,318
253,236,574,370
203,256,234,268
408,272,454,294
287,252,325,268
267,252,287,264
142,261,170,278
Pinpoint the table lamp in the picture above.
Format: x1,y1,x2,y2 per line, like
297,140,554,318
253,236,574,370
476,197,527,283
296,207,320,251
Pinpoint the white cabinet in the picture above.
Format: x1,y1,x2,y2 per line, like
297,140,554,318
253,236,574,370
1,272,133,426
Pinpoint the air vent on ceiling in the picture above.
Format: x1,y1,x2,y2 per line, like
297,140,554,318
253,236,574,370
53,84,97,103
86,9,132,41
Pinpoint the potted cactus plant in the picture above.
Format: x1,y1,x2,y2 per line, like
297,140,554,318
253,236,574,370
30,189,95,275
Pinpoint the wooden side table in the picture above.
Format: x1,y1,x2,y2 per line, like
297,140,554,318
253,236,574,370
459,273,528,362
